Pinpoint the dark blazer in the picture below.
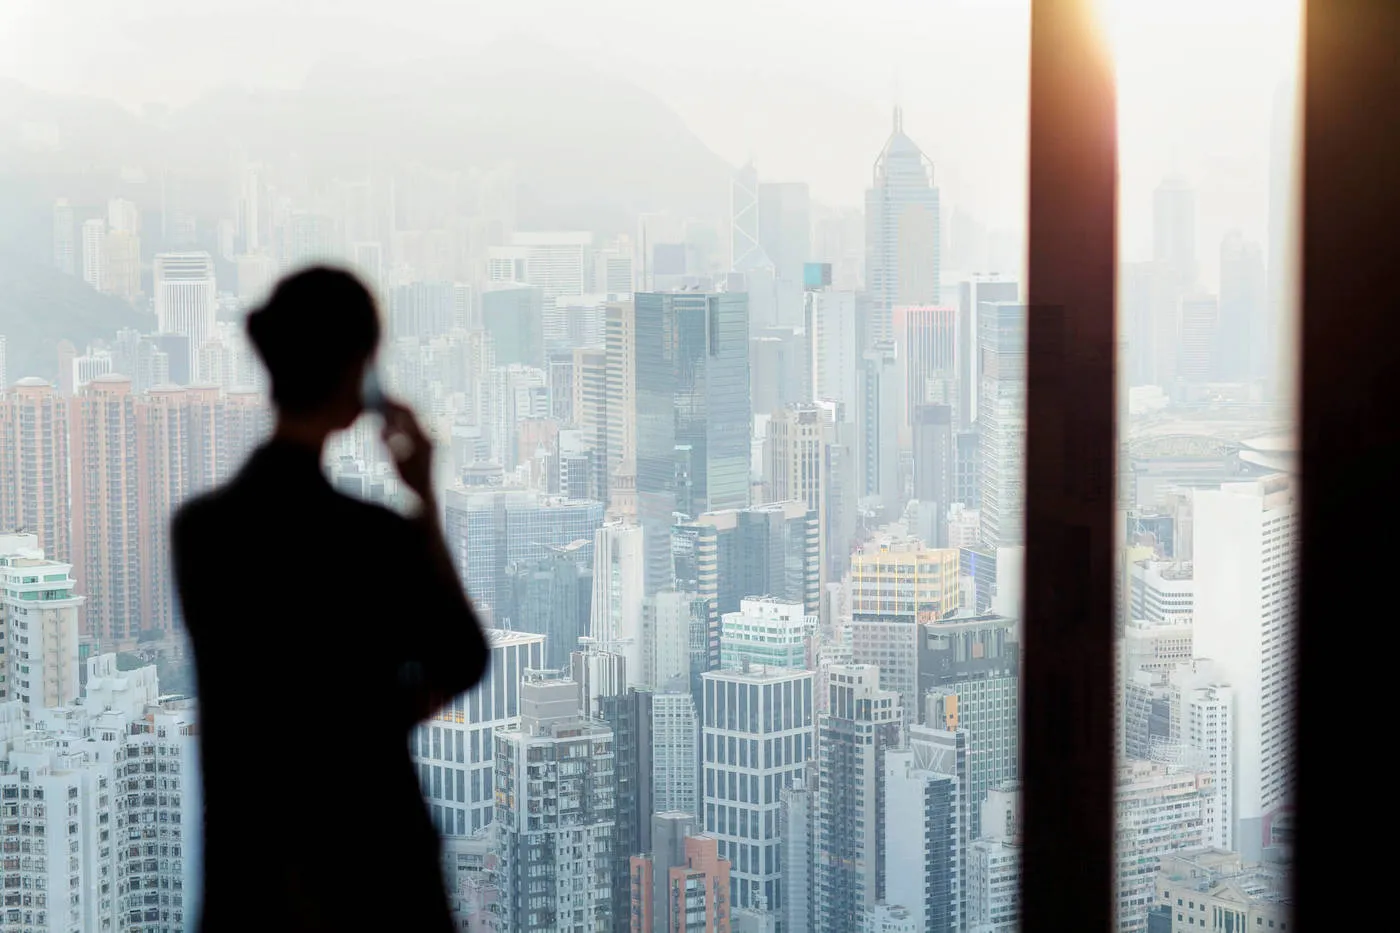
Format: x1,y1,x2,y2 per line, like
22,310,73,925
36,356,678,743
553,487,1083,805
173,438,488,933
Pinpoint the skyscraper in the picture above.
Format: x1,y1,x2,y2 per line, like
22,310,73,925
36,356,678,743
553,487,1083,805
507,542,593,669
605,300,638,510
757,182,812,328
849,539,960,619
635,290,751,593
816,665,902,933
81,217,106,289
912,404,955,545
884,726,968,933
1177,294,1219,384
976,302,1027,549
1153,176,1197,295
719,597,813,671
0,533,82,711
412,629,546,837
805,286,860,418
630,813,732,933
1218,231,1266,384
590,521,647,682
858,340,900,509
493,673,617,932
53,198,75,275
481,284,546,368
154,252,217,381
897,305,958,430
0,379,71,562
652,691,701,817
765,404,829,589
1192,475,1296,857
956,278,1018,428
702,666,815,915
866,108,942,345
69,374,142,645
967,783,1022,933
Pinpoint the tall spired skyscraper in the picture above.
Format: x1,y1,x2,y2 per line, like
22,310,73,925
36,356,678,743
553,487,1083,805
865,107,942,345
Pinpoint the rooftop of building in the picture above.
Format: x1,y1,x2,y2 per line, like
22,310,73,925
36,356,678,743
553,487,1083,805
702,664,812,684
1157,848,1291,906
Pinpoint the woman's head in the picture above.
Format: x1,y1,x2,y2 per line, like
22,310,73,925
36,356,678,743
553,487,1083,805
246,266,380,425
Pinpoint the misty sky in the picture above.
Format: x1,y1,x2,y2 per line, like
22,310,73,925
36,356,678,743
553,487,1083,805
1,0,1299,289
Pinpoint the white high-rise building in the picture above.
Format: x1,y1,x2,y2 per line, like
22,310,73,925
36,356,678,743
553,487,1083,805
702,666,815,914
590,522,646,684
1184,683,1235,850
806,287,859,419
488,231,593,305
720,597,813,671
154,252,217,379
81,217,106,289
411,629,546,836
492,673,616,933
0,533,82,712
968,783,1022,933
1192,475,1296,858
654,589,704,691
652,689,700,817
1129,560,1195,625
884,726,967,933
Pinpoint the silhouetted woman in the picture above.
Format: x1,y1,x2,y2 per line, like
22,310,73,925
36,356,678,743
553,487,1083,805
173,267,488,933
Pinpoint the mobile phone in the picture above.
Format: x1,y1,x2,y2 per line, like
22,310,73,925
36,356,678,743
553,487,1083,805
362,364,390,416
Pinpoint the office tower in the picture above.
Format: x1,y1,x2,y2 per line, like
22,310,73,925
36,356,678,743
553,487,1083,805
480,284,546,368
720,597,813,671
571,346,610,500
976,302,1027,549
765,404,829,587
731,163,766,273
154,252,217,380
493,673,617,933
1154,176,1198,295
1180,681,1235,850
912,405,955,545
70,375,142,644
674,501,821,672
750,329,808,417
388,281,456,341
81,217,106,289
1177,294,1219,384
53,198,77,275
653,691,701,817
848,615,921,719
488,231,594,304
635,291,752,593
956,279,1019,428
1114,761,1218,933
866,108,942,345
655,589,707,694
1192,475,1296,858
1128,560,1195,626
71,347,114,392
884,725,968,933
858,340,900,509
816,665,902,933
0,533,81,710
757,182,811,328
590,522,648,682
849,539,960,618
1218,232,1266,383
819,414,860,589
805,286,859,417
968,783,1022,933
606,300,638,507
918,615,1020,838
702,666,815,915
594,241,635,299
897,305,957,432
779,777,817,933
507,543,592,669
0,379,71,561
443,487,604,620
630,813,732,933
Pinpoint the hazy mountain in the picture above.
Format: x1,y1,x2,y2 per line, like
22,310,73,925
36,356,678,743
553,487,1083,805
1,37,734,240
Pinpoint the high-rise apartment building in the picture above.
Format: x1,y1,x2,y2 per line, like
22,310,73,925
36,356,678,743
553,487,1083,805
702,666,815,915
70,374,142,644
884,725,968,933
630,813,732,933
967,783,1022,933
594,685,657,928
849,538,960,619
976,302,1027,549
719,597,812,671
493,673,616,933
1114,761,1218,933
81,217,106,289
1192,475,1296,857
848,614,922,720
778,776,818,933
765,404,829,589
0,379,71,562
635,291,751,593
413,629,546,836
816,665,902,933
866,109,941,345
443,487,604,620
154,252,217,381
0,533,82,711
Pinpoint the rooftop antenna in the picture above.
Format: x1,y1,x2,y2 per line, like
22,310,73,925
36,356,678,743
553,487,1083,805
892,66,904,133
